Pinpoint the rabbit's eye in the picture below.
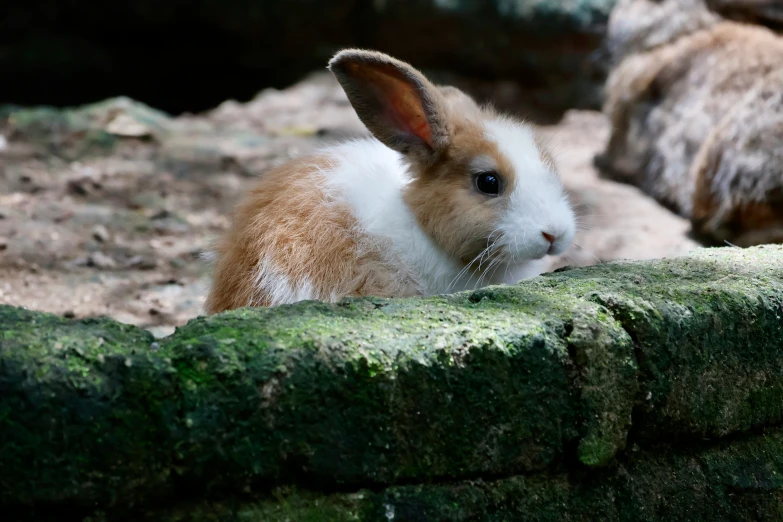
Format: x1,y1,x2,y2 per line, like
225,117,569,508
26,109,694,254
475,171,501,196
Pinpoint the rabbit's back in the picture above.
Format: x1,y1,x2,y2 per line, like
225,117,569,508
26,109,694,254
204,141,424,314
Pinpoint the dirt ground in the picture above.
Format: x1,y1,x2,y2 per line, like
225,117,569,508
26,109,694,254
0,72,699,337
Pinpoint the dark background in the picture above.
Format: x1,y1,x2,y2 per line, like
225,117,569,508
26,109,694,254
0,0,615,115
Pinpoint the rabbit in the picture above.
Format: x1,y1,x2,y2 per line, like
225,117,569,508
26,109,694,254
596,14,783,245
204,49,576,314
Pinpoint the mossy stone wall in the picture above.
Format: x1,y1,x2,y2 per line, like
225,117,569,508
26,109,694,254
1,245,782,520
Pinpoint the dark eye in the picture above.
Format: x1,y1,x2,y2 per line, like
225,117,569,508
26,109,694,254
475,171,501,196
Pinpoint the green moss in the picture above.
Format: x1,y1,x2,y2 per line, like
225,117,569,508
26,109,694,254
158,297,582,487
1,245,782,517
151,487,368,522
0,306,174,505
559,248,783,442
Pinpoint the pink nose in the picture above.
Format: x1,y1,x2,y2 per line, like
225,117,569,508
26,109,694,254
542,231,555,245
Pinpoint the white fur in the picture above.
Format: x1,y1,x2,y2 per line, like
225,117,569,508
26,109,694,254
483,118,576,262
317,132,573,297
253,254,317,306
321,139,469,295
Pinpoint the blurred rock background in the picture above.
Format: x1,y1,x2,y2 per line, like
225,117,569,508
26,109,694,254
0,0,779,336
1,0,618,115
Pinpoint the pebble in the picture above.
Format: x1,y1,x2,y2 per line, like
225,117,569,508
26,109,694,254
125,255,158,270
92,225,110,243
87,252,117,269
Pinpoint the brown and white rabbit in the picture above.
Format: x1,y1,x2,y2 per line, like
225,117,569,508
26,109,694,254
204,49,576,314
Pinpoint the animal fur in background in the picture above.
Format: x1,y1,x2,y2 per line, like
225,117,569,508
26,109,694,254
596,0,783,246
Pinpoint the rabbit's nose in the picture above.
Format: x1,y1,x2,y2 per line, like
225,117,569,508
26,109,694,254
541,231,555,245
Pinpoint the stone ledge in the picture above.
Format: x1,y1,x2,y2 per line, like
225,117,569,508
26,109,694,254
133,426,783,521
1,245,781,519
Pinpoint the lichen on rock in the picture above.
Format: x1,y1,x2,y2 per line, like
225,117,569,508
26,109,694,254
1,245,782,520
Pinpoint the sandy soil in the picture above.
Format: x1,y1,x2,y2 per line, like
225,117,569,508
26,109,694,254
0,72,699,337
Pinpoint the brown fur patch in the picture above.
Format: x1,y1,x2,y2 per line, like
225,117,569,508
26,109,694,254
329,49,453,162
403,96,518,265
205,156,413,314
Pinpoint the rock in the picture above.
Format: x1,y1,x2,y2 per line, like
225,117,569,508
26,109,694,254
596,0,783,246
1,0,618,116
103,112,153,138
91,224,110,243
360,0,620,113
204,72,365,138
124,255,157,270
2,95,289,179
1,245,782,519
3,97,174,159
86,251,117,269
141,430,783,521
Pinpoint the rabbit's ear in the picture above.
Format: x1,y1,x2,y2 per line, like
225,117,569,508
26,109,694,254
329,49,450,161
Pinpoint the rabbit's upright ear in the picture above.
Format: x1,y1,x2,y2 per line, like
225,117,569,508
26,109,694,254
328,49,450,161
